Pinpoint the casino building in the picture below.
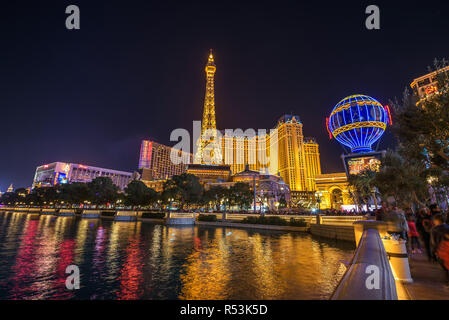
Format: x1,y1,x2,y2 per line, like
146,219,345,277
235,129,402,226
32,162,133,190
138,140,193,180
314,172,353,211
139,51,322,190
138,50,326,210
219,116,321,192
410,65,449,101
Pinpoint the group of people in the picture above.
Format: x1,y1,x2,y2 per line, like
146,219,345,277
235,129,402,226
374,202,449,288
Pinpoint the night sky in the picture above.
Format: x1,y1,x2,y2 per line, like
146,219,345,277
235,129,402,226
1,0,449,191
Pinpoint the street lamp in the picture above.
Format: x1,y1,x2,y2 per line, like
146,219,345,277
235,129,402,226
169,198,174,211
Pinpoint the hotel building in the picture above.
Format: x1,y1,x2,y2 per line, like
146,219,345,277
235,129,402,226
220,115,321,192
32,162,133,190
138,140,193,181
314,172,353,210
303,137,321,191
410,65,449,101
139,51,322,195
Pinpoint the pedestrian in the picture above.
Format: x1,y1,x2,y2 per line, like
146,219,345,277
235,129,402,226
429,204,441,216
383,204,409,240
430,214,449,288
417,207,434,261
407,215,422,254
376,201,389,221
404,207,414,220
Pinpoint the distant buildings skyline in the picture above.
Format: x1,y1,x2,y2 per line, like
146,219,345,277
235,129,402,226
137,51,323,195
3,57,447,196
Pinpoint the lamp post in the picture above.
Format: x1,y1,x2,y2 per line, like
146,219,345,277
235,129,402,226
224,198,228,213
253,174,257,214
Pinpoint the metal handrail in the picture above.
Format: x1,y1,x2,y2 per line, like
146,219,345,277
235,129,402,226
331,228,397,300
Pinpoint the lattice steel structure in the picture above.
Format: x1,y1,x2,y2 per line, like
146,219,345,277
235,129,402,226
194,49,223,164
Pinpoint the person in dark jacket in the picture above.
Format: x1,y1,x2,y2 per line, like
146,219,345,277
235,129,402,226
376,201,389,221
429,204,441,216
430,214,449,287
417,207,434,261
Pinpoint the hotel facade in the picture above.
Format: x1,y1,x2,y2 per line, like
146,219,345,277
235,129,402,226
410,65,449,101
219,115,321,192
138,115,321,193
138,51,322,195
138,140,193,181
32,162,133,190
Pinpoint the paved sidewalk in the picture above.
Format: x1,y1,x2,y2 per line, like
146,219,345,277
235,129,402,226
403,252,449,300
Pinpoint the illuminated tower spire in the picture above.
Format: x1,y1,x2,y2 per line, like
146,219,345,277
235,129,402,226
194,49,223,164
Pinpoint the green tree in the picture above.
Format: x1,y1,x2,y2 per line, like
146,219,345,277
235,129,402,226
0,192,20,205
373,150,428,207
229,182,253,211
124,180,158,208
388,59,449,205
22,187,58,206
392,60,449,170
161,173,203,210
348,169,377,209
58,182,90,206
87,177,119,206
279,195,287,209
203,185,228,211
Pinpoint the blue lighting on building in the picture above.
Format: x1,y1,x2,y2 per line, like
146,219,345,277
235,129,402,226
327,94,389,153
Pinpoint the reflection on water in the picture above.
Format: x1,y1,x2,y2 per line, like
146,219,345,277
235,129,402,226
0,211,354,300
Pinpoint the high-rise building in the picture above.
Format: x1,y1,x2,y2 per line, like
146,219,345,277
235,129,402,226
32,162,133,190
275,115,307,191
139,51,322,193
220,115,321,192
304,137,321,191
410,65,449,101
220,132,270,175
138,140,193,180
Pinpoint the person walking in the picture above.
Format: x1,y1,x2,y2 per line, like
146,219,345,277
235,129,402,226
376,201,389,221
430,214,449,288
429,204,441,216
383,205,408,240
417,207,434,261
407,215,422,254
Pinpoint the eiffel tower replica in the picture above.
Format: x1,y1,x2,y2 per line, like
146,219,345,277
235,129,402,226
194,49,223,164
187,50,231,183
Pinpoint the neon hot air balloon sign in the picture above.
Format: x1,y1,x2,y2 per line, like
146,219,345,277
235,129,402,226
326,94,391,154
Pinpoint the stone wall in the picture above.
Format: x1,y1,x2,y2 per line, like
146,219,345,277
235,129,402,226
310,224,355,242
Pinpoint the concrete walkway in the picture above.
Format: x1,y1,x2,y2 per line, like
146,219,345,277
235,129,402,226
403,251,449,300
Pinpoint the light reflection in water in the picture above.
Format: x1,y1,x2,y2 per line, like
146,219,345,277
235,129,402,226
0,212,354,300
